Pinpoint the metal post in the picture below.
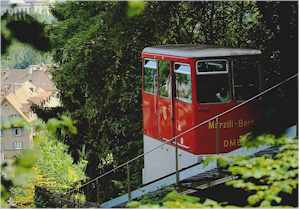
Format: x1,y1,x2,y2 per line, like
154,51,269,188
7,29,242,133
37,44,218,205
175,138,180,186
96,179,100,203
78,188,81,208
215,117,220,155
74,189,78,208
170,67,179,187
70,192,73,208
72,191,76,208
126,163,132,201
215,117,221,174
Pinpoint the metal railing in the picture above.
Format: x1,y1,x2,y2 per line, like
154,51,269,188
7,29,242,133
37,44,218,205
63,73,297,206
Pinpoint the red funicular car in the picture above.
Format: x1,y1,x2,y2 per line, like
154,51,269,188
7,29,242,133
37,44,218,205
141,45,262,184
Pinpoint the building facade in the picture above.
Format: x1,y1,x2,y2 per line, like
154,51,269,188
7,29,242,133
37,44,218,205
1,99,33,160
0,65,60,161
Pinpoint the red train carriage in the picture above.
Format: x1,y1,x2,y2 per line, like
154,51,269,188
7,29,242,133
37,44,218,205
141,45,262,183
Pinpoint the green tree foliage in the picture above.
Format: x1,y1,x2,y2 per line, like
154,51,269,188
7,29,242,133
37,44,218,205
225,135,298,207
48,0,297,201
48,1,147,181
1,8,54,67
1,150,37,208
0,117,87,207
1,12,50,54
1,42,52,69
253,2,298,137
48,0,260,175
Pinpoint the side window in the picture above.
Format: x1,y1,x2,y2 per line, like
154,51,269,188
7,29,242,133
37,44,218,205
233,57,260,101
143,59,158,94
197,60,231,103
9,114,18,119
175,63,192,103
159,61,171,98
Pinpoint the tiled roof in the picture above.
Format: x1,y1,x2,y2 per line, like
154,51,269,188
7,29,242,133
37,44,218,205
2,81,56,122
1,65,60,122
1,65,55,98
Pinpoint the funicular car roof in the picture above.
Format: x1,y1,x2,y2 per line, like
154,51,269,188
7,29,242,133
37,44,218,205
143,44,261,58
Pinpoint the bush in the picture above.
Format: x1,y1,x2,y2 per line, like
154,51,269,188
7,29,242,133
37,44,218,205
1,116,87,207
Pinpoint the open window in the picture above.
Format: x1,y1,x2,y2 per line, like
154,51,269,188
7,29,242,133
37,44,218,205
175,63,192,103
143,59,158,94
159,61,171,98
233,56,260,101
196,59,231,103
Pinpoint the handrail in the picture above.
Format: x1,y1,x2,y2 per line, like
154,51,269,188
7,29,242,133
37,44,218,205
64,73,297,195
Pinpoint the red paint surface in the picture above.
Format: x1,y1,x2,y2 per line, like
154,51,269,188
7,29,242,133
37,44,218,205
142,52,260,155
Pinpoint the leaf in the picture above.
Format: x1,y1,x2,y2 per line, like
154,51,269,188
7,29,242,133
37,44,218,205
248,194,259,205
15,149,38,169
217,157,229,168
127,1,145,17
126,201,141,208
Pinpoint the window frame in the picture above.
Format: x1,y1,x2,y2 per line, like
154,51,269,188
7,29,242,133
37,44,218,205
196,59,232,104
143,58,158,95
196,59,229,75
174,62,192,104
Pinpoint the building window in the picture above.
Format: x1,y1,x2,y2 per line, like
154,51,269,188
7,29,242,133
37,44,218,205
175,63,192,103
12,128,23,137
144,59,158,94
13,141,23,150
159,61,171,98
9,114,18,119
196,60,231,103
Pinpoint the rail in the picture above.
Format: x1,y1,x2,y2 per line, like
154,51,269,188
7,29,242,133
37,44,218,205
63,73,298,205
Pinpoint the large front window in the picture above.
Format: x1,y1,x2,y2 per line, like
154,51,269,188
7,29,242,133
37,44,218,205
197,60,231,103
175,63,192,103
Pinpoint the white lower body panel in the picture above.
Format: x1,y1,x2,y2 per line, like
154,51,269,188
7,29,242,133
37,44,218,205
142,135,202,184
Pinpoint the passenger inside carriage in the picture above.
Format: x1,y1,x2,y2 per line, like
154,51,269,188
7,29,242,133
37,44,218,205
216,87,230,102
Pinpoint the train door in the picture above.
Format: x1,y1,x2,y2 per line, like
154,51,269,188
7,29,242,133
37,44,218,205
158,60,173,140
143,59,159,138
173,62,195,150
